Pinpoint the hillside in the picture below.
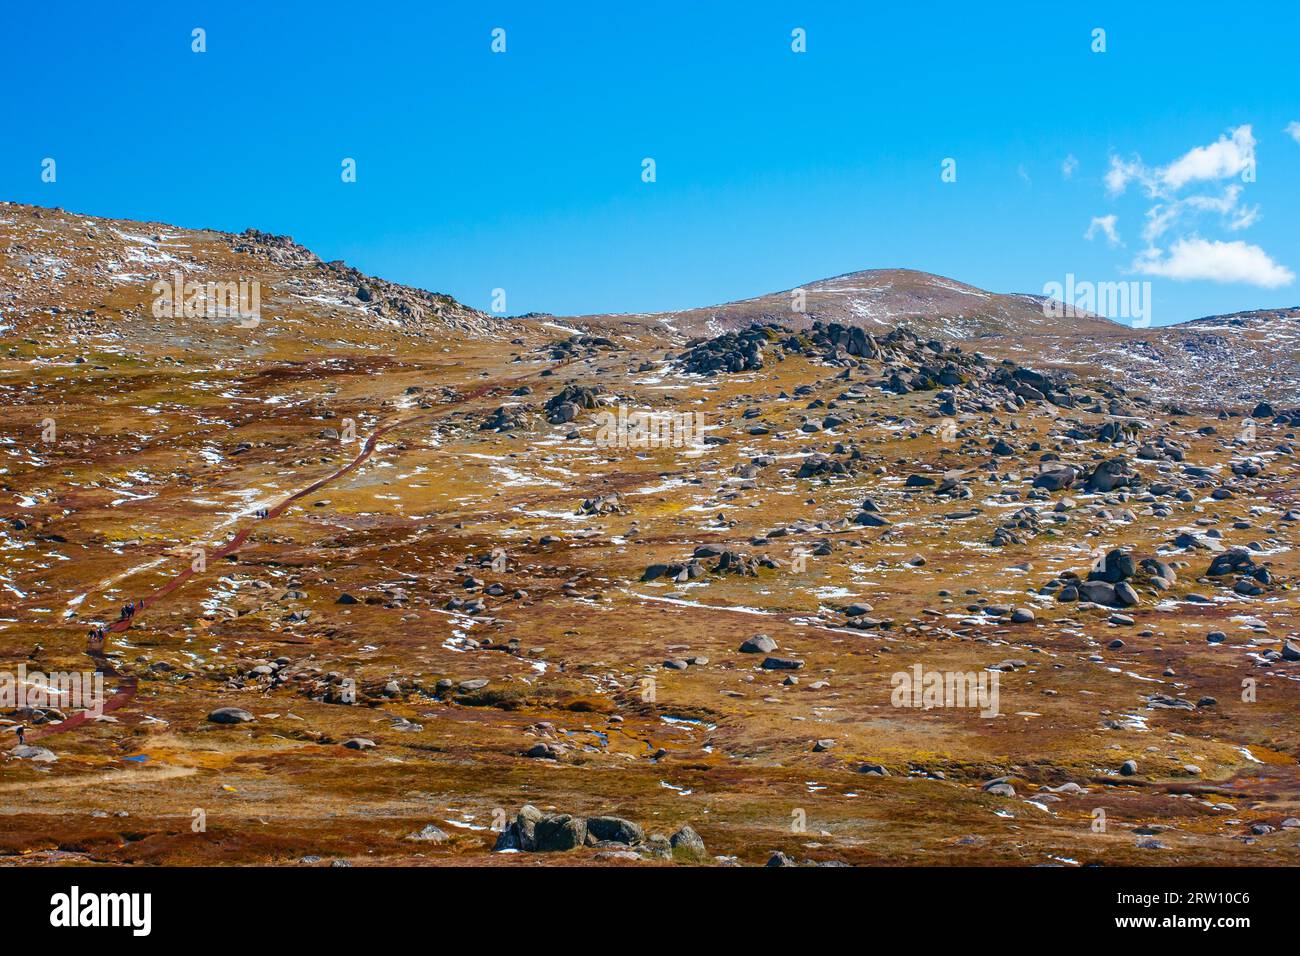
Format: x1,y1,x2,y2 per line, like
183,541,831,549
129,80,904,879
0,202,498,352
574,267,1129,342
1,204,1297,869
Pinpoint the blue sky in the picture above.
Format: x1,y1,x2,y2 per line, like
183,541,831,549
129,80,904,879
3,1,1298,325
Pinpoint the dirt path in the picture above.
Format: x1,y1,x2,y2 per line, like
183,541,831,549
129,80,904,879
29,372,526,743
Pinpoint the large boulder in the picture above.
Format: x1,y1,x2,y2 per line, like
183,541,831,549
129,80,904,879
1089,549,1135,583
1140,557,1177,585
533,813,587,852
544,385,601,424
1207,549,1257,577
1077,581,1119,606
1077,579,1139,608
10,745,57,762
1085,456,1138,493
490,806,599,853
587,816,645,845
1114,581,1139,606
669,824,708,861
1032,466,1077,492
547,402,580,425
207,707,255,725
739,634,777,654
493,805,544,852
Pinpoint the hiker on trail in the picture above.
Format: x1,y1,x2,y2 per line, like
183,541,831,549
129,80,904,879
15,725,25,747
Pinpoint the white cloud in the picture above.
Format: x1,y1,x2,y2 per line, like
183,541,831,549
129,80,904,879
1141,204,1178,244
1140,186,1257,243
1286,121,1300,145
1061,154,1078,179
1105,126,1255,198
1160,125,1255,190
1180,186,1255,236
1183,186,1259,231
1105,156,1145,195
1132,238,1293,288
1084,214,1122,247
1182,185,1242,215
1227,205,1260,231
1099,127,1285,292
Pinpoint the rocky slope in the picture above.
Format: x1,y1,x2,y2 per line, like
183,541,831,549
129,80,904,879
0,202,499,352
572,269,1300,410
1082,307,1300,411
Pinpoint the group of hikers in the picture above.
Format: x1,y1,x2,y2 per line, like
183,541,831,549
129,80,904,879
81,599,143,646
20,601,142,746
19,600,147,747
15,505,283,751
12,485,289,753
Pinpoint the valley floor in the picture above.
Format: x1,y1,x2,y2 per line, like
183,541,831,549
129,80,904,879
2,320,1298,867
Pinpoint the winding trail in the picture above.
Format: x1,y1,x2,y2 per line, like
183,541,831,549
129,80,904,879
29,373,520,743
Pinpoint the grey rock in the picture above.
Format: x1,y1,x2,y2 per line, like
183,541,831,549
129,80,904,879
669,824,708,861
587,816,645,845
533,813,587,852
739,634,777,654
207,707,255,725
406,823,449,843
9,744,57,762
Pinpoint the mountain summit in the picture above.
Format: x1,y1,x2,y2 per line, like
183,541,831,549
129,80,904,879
579,268,1126,341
